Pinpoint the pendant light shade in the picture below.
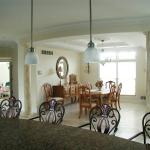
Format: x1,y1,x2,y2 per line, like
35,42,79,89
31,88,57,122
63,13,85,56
83,0,99,63
84,41,99,63
25,0,38,65
25,47,38,64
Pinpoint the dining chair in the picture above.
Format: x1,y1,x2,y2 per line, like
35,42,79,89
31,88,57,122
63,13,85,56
69,74,77,84
105,81,115,91
85,82,92,90
63,83,71,101
102,81,115,104
42,83,64,104
30,99,65,125
78,85,92,118
129,112,150,144
108,84,117,108
116,83,122,109
0,98,22,119
78,104,120,135
9,96,16,101
108,83,122,109
69,84,77,103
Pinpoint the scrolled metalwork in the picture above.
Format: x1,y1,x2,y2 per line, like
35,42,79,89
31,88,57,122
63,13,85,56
142,112,150,143
89,104,120,135
39,99,65,125
0,98,22,119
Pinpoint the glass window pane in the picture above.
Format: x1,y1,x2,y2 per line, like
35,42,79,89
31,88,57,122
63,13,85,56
100,62,116,83
100,60,136,95
100,52,116,61
118,62,136,78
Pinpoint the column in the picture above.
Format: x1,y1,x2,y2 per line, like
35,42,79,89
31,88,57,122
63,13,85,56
146,32,150,108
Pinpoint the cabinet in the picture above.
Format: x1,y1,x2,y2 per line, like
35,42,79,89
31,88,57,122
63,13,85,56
52,85,64,98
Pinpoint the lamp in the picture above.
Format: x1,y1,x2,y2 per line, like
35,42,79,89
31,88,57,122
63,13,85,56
83,0,99,63
100,40,112,65
25,0,38,64
101,40,104,52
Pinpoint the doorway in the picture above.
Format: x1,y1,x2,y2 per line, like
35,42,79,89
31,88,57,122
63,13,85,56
0,61,12,99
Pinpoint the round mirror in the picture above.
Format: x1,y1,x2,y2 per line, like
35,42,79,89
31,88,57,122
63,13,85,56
56,56,69,79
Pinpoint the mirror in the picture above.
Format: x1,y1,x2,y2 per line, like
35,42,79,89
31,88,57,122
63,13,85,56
56,56,69,80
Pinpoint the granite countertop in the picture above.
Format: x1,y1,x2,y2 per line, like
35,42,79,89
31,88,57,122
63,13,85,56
0,119,147,150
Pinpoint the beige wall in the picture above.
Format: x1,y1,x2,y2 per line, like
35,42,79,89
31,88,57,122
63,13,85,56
136,48,146,99
0,43,146,116
17,44,25,112
36,46,81,110
80,61,99,87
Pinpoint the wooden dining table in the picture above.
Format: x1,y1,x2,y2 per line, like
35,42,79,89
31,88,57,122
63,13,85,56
90,88,110,105
0,119,148,150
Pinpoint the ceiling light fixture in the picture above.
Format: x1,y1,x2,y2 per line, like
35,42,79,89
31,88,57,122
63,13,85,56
83,0,99,63
25,0,38,64
101,40,104,52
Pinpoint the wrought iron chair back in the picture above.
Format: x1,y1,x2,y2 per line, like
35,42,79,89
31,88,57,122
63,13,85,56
0,99,22,118
89,104,120,134
129,112,150,144
143,112,150,144
39,99,65,125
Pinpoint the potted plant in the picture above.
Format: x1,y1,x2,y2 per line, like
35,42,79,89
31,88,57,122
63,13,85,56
95,80,103,91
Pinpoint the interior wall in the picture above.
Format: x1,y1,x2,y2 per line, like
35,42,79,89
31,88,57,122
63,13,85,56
136,48,146,100
80,61,99,87
36,46,80,109
80,48,147,101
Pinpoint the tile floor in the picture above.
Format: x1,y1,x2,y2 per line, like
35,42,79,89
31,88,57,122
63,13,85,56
62,100,148,144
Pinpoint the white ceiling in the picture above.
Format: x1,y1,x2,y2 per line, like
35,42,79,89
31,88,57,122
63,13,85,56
35,32,146,52
0,0,149,50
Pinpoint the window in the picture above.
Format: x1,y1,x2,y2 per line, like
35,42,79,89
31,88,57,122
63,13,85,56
100,51,136,95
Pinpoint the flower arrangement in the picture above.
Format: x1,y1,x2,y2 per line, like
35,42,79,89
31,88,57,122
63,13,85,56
95,80,103,90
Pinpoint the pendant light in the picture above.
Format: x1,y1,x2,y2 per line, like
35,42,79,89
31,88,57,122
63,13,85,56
83,0,99,63
101,40,104,52
25,0,38,64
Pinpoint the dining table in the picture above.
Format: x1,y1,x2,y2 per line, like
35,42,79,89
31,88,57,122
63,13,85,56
0,119,148,150
90,88,110,105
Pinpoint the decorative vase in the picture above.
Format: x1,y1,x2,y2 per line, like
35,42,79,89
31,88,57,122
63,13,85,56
98,87,102,91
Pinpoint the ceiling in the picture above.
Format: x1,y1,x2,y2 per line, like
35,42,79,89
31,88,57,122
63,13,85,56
35,32,146,52
0,0,150,50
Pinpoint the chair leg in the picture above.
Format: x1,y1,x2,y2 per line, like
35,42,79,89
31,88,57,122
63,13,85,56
110,101,113,108
79,107,82,118
118,100,121,109
71,97,73,103
85,108,87,115
143,132,146,144
114,101,117,109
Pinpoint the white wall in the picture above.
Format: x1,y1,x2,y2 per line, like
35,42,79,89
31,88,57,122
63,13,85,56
36,46,80,109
